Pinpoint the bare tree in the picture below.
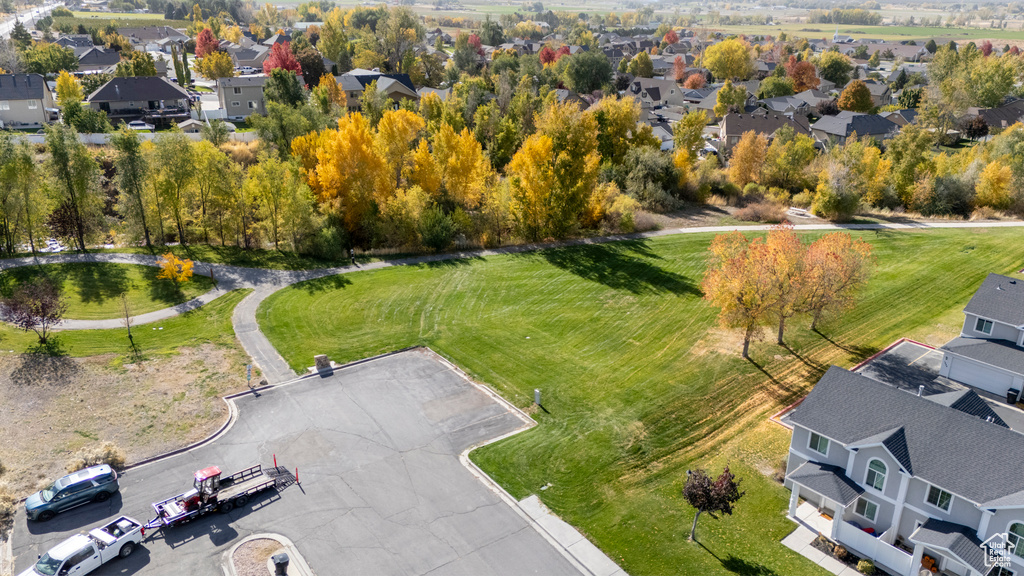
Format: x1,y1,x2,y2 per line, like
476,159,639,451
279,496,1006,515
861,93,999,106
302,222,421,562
1,278,66,344
683,467,744,542
119,292,133,341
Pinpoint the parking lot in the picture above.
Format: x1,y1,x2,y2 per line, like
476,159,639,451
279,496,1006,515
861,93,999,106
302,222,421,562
854,340,1024,431
11,350,583,576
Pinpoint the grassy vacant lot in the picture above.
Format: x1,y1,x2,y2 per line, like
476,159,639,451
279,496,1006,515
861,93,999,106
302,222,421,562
55,12,191,28
711,22,1024,42
0,263,214,320
257,227,1020,576
0,289,249,358
0,290,252,497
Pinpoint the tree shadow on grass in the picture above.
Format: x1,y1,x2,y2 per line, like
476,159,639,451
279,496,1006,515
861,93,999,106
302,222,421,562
295,274,353,294
63,262,131,307
419,253,486,269
812,328,877,359
696,541,779,576
525,240,700,296
10,342,78,387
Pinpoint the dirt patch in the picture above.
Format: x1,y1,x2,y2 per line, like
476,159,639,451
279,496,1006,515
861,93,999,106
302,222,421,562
0,343,249,497
645,205,738,229
690,327,745,357
232,538,283,576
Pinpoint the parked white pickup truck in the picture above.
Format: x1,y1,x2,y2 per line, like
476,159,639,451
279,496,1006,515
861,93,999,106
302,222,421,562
19,516,142,576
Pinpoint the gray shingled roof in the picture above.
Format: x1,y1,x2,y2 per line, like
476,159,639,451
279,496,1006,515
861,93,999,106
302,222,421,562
963,273,1024,326
909,518,986,573
941,337,1024,375
811,111,898,138
787,461,864,506
87,76,189,103
789,366,1024,505
216,76,268,88
0,74,47,100
928,389,1009,427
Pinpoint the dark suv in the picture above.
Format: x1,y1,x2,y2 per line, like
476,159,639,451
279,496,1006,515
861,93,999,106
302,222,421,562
25,465,120,521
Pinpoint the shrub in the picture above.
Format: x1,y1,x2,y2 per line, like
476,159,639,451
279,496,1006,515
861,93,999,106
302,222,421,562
220,140,260,166
735,201,787,223
971,206,1002,220
418,206,456,252
742,182,764,196
0,484,14,531
857,559,875,574
66,442,127,473
792,190,814,208
833,545,851,562
766,186,791,205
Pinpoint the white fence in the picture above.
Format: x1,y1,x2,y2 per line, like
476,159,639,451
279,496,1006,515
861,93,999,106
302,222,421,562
836,520,913,575
13,131,258,145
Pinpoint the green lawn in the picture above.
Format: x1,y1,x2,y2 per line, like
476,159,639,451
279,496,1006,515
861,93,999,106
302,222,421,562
90,245,357,271
0,263,214,320
256,227,1021,576
0,288,250,359
54,13,191,29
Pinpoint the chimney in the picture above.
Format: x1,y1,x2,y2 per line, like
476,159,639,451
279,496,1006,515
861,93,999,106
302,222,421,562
917,385,924,397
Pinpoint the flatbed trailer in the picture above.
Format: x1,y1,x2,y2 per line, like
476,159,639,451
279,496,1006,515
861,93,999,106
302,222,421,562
145,464,288,532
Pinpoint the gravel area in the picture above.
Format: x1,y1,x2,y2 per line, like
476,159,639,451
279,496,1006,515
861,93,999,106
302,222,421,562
232,538,283,576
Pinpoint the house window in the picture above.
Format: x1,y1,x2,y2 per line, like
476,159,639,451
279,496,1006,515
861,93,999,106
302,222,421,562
27,100,37,109
976,318,994,334
855,498,877,522
0,101,8,110
233,87,242,95
231,101,241,107
248,101,256,109
988,567,1014,576
1009,523,1024,559
808,432,829,455
865,459,886,491
926,485,952,511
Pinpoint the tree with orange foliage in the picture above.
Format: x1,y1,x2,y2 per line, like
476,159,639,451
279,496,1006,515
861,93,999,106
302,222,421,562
683,73,706,89
195,28,219,58
727,130,768,188
673,55,687,82
663,29,679,45
784,55,819,92
800,232,874,330
837,79,873,112
538,45,556,65
702,231,778,359
763,224,804,344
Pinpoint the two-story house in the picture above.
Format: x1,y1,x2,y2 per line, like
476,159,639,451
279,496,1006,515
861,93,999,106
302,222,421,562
216,76,268,120
786,365,1024,576
0,74,57,128
940,273,1024,402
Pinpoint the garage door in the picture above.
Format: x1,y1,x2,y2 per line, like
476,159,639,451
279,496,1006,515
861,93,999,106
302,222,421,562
947,356,1014,395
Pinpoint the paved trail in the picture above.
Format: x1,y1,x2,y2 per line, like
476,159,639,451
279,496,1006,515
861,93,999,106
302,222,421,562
3,220,1022,382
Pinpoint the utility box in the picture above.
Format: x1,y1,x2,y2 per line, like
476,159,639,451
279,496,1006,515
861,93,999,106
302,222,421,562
272,552,290,575
314,354,333,377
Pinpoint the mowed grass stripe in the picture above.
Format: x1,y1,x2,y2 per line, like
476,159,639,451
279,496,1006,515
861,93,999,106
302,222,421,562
257,229,1023,576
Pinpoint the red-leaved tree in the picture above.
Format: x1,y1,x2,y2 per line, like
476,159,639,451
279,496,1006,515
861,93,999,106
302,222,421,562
683,72,706,89
468,33,483,56
673,55,687,82
195,28,219,59
785,55,820,92
663,29,679,45
683,467,744,542
538,45,556,65
555,45,570,61
1,278,67,344
263,41,302,75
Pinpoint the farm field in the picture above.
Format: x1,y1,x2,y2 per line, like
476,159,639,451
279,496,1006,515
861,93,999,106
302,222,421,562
256,227,1019,575
54,11,191,28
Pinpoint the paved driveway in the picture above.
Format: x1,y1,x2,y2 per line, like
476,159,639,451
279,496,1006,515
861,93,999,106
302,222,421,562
11,351,582,576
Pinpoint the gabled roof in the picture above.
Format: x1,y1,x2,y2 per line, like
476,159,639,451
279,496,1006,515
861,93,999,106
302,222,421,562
0,73,48,100
927,388,1008,427
117,26,187,42
811,111,898,138
217,76,268,88
848,426,913,474
963,273,1024,325
941,337,1024,375
789,366,1024,505
78,47,120,66
720,113,810,138
909,519,987,573
787,461,863,506
87,76,189,103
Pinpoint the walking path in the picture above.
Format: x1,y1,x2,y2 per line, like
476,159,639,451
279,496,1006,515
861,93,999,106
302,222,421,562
2,219,1023,383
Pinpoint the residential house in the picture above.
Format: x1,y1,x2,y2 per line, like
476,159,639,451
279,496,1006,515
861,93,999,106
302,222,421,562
967,100,1024,132
336,70,418,111
758,95,812,116
77,47,120,73
793,89,833,108
939,273,1024,401
216,76,268,120
696,85,757,120
55,34,96,57
629,78,690,108
553,89,588,109
785,364,1024,576
231,47,269,70
718,113,810,153
861,79,892,107
811,111,898,144
0,73,56,128
879,108,918,127
118,26,187,51
86,76,190,123
262,33,291,47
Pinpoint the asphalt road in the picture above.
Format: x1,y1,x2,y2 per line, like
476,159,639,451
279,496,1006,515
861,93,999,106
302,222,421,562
11,351,582,576
0,2,58,37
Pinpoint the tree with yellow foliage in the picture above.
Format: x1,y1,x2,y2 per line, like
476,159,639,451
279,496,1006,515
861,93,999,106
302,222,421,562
592,96,659,165
310,73,347,114
702,37,755,81
727,130,767,188
507,134,557,240
55,70,82,106
409,122,491,209
975,160,1013,210
222,25,243,44
156,253,194,285
375,109,425,188
291,113,390,235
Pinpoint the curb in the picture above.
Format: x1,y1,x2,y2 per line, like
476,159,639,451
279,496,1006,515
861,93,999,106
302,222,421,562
222,533,315,576
0,534,11,576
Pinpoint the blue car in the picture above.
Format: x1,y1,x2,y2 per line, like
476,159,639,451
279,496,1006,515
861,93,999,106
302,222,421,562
25,465,120,521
